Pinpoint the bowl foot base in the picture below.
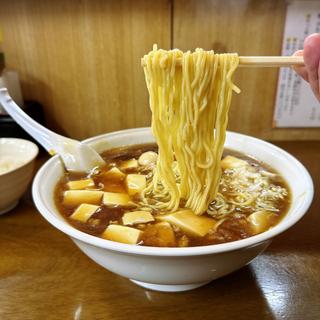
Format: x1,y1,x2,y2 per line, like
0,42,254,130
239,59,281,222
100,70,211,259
0,200,19,215
130,279,211,292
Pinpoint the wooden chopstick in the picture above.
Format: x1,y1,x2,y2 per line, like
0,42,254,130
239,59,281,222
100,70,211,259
141,56,304,68
238,56,304,67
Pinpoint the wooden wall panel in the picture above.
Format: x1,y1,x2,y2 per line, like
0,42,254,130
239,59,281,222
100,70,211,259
173,0,320,140
1,0,319,141
0,0,171,139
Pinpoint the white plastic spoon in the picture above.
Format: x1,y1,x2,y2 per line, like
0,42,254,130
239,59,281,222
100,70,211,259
0,88,105,172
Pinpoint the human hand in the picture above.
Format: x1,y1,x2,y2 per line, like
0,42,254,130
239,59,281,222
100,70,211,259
293,33,320,101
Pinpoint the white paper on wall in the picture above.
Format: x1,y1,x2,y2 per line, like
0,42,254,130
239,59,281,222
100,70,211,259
273,0,320,128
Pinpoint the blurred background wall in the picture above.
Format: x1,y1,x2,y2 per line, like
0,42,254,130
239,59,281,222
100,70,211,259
1,0,319,140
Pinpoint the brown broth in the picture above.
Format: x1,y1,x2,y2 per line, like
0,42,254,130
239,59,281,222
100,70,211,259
54,143,291,247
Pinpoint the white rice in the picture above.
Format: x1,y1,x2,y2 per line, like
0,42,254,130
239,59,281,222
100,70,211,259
0,156,24,175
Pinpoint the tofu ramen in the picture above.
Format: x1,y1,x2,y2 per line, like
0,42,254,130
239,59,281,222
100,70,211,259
55,47,290,247
54,144,290,247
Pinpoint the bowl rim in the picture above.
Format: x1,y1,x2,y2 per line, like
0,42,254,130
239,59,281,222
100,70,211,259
0,138,39,177
32,127,314,257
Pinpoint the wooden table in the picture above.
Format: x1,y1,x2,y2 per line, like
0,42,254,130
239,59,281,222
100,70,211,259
0,141,319,320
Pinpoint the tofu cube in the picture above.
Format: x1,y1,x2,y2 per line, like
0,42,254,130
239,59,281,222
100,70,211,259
104,183,127,194
247,210,274,235
67,178,95,190
102,225,142,244
122,211,155,225
103,192,130,207
63,190,103,206
158,210,216,237
221,155,248,170
125,174,146,195
119,159,138,170
104,167,126,181
70,204,99,222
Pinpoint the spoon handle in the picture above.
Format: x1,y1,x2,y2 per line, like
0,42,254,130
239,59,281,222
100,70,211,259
0,88,105,172
0,88,56,152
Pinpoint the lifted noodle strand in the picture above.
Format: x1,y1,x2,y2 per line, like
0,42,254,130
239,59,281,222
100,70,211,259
141,47,240,214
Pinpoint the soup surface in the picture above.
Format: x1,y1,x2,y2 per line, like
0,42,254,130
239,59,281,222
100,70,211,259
55,144,290,247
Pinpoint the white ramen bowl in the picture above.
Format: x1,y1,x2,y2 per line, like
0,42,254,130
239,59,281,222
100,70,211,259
32,128,313,292
0,138,38,214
